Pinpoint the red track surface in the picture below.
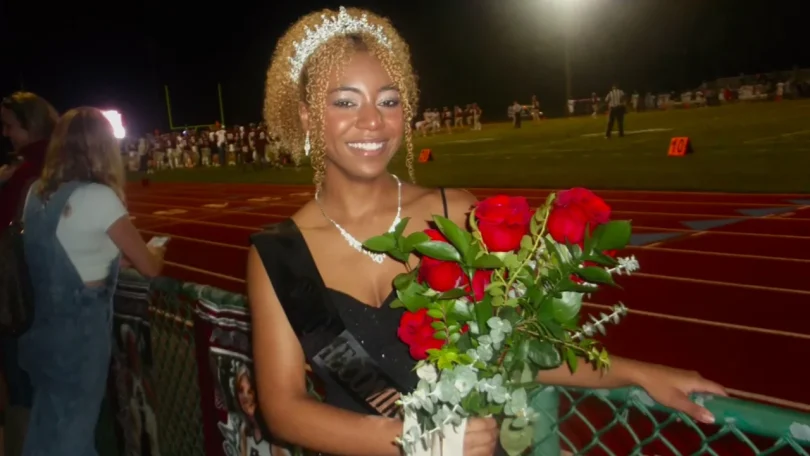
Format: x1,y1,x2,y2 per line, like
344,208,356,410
125,182,810,412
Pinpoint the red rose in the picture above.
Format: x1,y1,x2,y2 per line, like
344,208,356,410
467,270,492,302
398,308,444,360
547,188,611,245
475,196,532,252
418,230,465,292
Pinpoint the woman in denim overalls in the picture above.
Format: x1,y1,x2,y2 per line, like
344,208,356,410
18,107,166,455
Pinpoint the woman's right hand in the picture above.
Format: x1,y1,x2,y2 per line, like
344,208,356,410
147,244,167,261
464,417,499,456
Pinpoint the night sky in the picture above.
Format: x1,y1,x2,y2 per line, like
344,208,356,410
1,0,807,138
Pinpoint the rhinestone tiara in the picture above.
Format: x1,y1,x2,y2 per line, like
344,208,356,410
287,7,393,83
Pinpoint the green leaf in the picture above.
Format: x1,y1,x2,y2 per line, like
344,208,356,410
518,361,534,383
427,309,444,319
576,266,616,285
414,241,462,263
393,272,414,290
592,220,632,251
472,254,503,269
487,285,505,296
502,253,521,270
520,235,533,252
431,321,446,330
464,242,482,265
475,294,493,335
434,215,471,258
397,291,430,312
363,234,396,253
461,389,484,413
389,299,405,309
583,222,594,256
434,331,447,340
550,292,583,324
438,288,468,300
527,340,562,369
587,251,619,267
564,347,579,373
387,248,410,263
393,216,410,238
403,231,431,252
557,278,601,294
546,236,574,265
455,332,473,352
449,300,473,321
491,296,505,307
530,216,540,236
499,307,520,326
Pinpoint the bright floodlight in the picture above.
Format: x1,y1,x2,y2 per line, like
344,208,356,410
101,110,126,139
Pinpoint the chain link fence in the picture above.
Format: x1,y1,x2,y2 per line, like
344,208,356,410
110,272,810,456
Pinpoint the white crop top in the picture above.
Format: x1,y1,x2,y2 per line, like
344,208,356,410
27,183,128,282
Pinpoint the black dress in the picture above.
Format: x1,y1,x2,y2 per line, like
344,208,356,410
250,189,452,449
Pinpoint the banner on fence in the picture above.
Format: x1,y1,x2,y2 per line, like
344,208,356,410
111,279,162,456
193,295,313,456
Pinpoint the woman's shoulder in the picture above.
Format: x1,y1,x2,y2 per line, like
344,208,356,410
67,183,125,217
69,182,119,202
405,184,478,223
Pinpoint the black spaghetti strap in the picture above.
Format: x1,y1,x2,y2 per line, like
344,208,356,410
439,187,449,218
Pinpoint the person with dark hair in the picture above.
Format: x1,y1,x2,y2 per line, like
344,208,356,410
0,91,59,456
0,92,59,228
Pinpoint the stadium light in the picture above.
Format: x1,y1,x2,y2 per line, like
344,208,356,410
536,0,597,103
101,110,126,139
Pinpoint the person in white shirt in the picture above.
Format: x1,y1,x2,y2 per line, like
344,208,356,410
604,84,626,138
19,106,166,455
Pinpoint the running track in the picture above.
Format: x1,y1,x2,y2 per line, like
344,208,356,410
125,182,810,411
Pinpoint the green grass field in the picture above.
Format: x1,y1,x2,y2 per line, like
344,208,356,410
140,100,810,193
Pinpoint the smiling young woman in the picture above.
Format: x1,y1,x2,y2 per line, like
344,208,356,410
247,7,725,456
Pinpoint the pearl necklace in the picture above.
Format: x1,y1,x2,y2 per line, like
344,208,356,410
316,175,402,264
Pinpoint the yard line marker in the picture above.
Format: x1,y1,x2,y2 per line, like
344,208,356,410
152,209,188,216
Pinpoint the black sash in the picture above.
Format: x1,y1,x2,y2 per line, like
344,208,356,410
250,220,405,417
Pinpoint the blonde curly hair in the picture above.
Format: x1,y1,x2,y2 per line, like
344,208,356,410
264,7,418,189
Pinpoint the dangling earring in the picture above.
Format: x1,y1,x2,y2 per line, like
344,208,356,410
304,131,311,156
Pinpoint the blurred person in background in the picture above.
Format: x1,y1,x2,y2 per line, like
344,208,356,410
0,91,59,456
18,107,166,455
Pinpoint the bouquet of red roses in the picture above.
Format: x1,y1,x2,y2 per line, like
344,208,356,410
363,188,638,455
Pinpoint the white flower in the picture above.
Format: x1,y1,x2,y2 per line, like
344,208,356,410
416,364,439,384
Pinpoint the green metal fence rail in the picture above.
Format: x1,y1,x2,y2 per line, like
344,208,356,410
111,271,810,456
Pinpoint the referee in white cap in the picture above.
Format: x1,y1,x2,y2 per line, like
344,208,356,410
605,84,626,138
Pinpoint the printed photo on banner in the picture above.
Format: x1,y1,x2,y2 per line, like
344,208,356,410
111,315,161,456
209,347,295,456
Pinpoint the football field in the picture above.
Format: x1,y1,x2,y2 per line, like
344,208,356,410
142,99,810,193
